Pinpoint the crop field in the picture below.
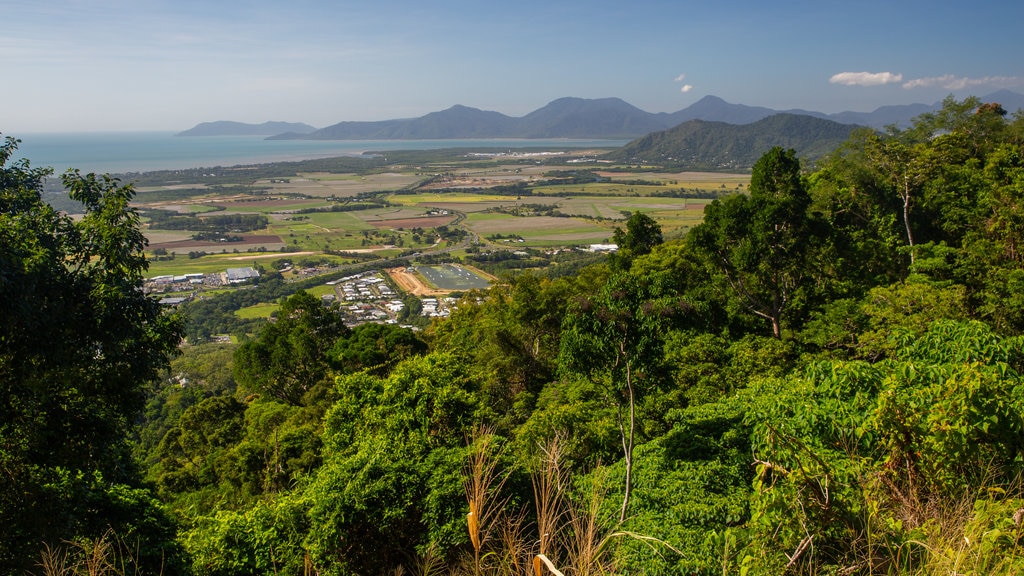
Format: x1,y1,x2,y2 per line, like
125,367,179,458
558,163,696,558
466,213,613,245
354,206,434,223
388,192,520,205
235,302,279,319
261,172,425,197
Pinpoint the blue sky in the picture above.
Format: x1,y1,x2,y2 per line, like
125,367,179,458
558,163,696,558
3,0,1023,132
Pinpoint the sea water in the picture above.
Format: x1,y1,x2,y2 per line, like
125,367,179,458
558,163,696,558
7,132,627,175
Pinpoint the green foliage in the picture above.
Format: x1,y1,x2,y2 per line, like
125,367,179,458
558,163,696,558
154,395,246,497
610,210,663,270
307,353,481,575
688,147,825,338
329,322,427,375
183,493,310,576
430,273,577,433
743,320,1024,574
613,396,754,575
0,136,183,573
234,290,349,405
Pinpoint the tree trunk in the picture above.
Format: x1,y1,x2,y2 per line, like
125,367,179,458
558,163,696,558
619,356,635,523
902,174,915,264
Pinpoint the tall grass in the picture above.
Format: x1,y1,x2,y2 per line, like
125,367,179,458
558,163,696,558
458,431,679,576
36,530,160,576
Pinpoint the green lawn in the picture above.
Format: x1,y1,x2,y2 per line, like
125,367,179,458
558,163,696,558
235,302,279,319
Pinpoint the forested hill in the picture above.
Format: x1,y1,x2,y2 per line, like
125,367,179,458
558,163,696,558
606,113,862,170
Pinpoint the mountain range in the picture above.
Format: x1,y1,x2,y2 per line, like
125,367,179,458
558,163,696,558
174,90,1024,140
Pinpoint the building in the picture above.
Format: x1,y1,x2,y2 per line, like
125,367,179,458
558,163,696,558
224,267,261,284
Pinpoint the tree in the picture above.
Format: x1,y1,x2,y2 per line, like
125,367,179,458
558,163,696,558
0,136,183,573
863,129,933,265
233,290,349,406
559,270,690,521
610,211,663,270
689,147,820,338
306,353,479,575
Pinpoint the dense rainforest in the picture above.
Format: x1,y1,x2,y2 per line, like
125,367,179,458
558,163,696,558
4,96,1024,575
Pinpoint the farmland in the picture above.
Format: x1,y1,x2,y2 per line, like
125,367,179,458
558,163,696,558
134,149,749,331
133,147,747,255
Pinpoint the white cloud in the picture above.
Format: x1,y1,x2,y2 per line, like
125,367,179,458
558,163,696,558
902,74,1024,90
829,71,903,86
674,73,687,82
680,84,693,93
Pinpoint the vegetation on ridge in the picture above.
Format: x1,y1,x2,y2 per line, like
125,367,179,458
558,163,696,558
4,95,1024,575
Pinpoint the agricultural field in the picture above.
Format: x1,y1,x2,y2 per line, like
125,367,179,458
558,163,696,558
265,172,424,197
135,154,749,278
466,212,614,245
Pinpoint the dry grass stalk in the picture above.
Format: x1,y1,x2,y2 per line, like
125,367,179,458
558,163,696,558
407,543,445,576
37,543,73,576
532,434,568,565
533,554,565,576
464,425,512,575
562,467,608,576
35,530,166,576
496,508,531,576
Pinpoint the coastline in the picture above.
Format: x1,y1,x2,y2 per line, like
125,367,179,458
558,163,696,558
8,132,628,175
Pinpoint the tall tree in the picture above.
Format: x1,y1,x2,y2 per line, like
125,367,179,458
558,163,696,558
689,147,820,338
610,210,663,270
234,290,349,406
559,270,689,521
0,136,183,573
863,129,932,264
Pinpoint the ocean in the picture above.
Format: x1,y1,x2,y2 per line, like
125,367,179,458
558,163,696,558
6,132,628,175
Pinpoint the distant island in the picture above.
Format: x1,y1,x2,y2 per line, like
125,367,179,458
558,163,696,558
176,120,318,137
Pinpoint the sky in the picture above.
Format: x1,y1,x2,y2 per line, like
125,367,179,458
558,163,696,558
3,0,1024,133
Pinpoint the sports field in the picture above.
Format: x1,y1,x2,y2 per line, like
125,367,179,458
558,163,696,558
416,264,493,290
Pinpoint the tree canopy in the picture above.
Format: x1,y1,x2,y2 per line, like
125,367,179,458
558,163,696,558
0,136,183,574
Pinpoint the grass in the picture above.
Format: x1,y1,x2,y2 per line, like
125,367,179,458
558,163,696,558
235,302,280,319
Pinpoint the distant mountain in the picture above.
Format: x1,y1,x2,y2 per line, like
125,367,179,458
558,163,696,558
277,98,667,140
514,97,670,138
606,113,862,171
263,91,1024,141
666,96,781,125
287,105,517,140
177,121,317,137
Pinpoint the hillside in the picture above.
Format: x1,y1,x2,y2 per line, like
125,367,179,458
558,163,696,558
606,113,862,170
177,120,317,137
